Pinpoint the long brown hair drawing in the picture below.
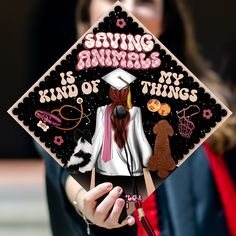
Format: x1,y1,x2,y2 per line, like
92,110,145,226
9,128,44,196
109,87,131,148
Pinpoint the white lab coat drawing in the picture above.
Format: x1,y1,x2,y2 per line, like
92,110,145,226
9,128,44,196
79,105,152,176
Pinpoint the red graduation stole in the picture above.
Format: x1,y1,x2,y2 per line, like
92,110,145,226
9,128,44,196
204,143,236,236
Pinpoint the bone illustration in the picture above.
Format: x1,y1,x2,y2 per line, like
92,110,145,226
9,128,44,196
148,119,176,178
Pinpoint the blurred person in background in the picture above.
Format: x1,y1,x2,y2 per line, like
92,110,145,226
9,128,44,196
31,0,236,235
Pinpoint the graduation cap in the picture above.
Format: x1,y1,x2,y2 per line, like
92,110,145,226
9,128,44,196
7,1,231,233
102,68,136,109
101,68,137,90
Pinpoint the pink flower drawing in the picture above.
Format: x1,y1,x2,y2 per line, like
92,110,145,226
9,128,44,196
116,18,126,28
54,136,64,146
202,109,213,119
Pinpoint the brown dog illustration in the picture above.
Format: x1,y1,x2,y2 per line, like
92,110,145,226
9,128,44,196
148,120,176,178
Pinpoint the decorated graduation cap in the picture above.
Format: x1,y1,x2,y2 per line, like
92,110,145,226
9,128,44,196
8,1,232,234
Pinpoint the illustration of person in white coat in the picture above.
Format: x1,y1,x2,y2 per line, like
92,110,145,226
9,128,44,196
80,69,152,180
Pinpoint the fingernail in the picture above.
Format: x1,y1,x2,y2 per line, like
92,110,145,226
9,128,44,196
117,199,124,207
116,186,122,193
127,216,135,226
106,183,113,191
